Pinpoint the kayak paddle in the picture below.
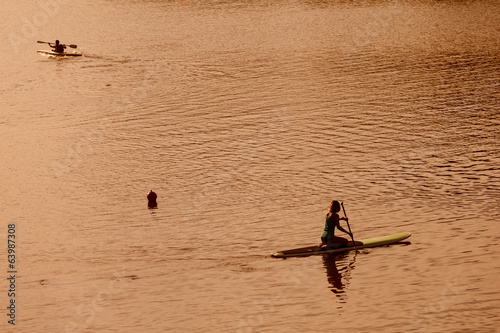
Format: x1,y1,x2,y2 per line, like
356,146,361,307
37,40,78,48
341,202,357,251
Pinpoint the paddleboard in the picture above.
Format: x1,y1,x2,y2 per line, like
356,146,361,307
271,232,411,258
37,50,82,57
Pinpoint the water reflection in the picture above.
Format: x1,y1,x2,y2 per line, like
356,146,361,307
322,252,355,305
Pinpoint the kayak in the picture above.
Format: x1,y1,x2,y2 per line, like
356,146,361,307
37,50,82,57
271,232,411,258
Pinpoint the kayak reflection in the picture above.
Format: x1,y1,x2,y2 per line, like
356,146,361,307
322,252,355,304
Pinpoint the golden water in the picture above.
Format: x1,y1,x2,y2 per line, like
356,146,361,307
1,0,499,332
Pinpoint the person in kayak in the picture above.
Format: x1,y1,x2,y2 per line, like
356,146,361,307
49,40,66,53
318,200,352,248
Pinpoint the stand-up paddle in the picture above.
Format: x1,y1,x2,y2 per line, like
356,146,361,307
37,40,78,48
341,202,357,252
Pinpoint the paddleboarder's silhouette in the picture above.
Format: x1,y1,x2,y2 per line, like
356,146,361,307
318,201,352,249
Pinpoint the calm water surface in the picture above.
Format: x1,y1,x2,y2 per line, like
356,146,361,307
1,0,499,332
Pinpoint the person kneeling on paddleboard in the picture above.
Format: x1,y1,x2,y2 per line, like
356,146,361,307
318,200,352,249
49,40,66,53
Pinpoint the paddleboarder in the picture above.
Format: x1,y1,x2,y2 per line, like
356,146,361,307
48,40,66,53
318,200,352,248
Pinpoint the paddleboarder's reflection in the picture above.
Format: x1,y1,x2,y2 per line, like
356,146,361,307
322,252,355,304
